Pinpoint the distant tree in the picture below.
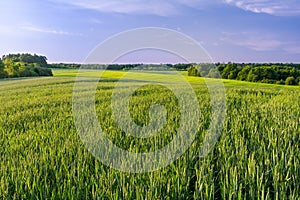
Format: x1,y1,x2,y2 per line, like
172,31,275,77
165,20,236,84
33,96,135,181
2,53,48,68
276,80,285,85
173,63,193,71
198,63,215,77
285,77,296,85
246,70,258,82
260,67,279,80
33,66,53,76
207,68,220,78
297,77,300,86
187,66,200,77
237,66,252,81
3,59,21,77
221,63,239,79
0,59,8,78
49,63,81,69
217,64,226,73
0,53,52,78
187,62,300,86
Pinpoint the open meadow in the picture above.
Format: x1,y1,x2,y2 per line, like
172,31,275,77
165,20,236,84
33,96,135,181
1,69,300,199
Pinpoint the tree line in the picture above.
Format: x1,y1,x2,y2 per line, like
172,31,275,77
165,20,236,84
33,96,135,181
48,63,194,71
188,63,300,86
47,62,300,85
2,53,299,86
0,53,53,78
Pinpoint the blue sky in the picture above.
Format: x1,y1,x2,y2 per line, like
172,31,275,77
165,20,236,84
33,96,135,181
0,0,300,63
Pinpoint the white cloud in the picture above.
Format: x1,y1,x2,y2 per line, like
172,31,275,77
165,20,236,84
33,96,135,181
22,25,82,36
224,0,300,16
221,31,300,55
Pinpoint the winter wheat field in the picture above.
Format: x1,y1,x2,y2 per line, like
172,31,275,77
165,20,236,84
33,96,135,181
0,69,299,199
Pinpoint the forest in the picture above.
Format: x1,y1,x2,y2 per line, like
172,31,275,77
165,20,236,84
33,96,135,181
187,63,300,85
0,53,53,78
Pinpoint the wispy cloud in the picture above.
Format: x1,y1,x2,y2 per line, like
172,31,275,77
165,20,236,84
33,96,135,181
90,18,104,25
49,0,300,16
50,0,214,16
283,44,300,55
224,0,300,16
22,25,82,36
221,31,300,54
51,0,178,16
221,31,283,51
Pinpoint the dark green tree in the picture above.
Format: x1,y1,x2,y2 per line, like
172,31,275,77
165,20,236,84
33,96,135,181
0,59,8,78
187,66,200,77
285,77,296,85
2,53,48,67
1,53,52,78
221,63,240,79
237,66,252,81
188,62,300,86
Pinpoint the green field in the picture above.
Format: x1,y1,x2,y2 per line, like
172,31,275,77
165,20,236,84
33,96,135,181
1,69,300,199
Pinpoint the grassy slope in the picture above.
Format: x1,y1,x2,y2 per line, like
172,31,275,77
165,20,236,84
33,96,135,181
0,69,299,199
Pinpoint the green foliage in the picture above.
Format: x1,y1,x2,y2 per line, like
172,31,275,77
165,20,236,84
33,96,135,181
237,65,251,81
33,66,53,76
0,59,8,78
187,64,217,77
285,76,296,85
187,66,200,77
190,62,300,86
2,53,48,67
173,63,193,71
296,77,300,86
276,80,285,85
0,72,300,199
221,63,239,79
207,68,220,78
3,60,22,77
49,63,81,69
49,63,194,71
1,53,52,78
